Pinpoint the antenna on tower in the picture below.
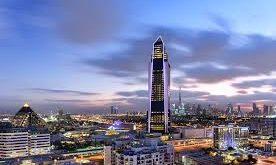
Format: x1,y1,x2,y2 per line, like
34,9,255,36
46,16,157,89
179,87,182,107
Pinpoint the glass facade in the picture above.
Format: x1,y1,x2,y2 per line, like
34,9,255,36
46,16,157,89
213,124,249,150
148,37,170,134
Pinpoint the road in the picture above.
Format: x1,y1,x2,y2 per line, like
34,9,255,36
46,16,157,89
256,156,276,165
174,144,211,152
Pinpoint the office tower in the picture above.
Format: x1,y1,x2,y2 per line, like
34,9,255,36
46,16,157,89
0,129,29,158
0,128,50,159
237,105,243,117
226,103,233,116
12,103,45,128
252,102,260,116
272,106,276,115
184,103,192,115
192,104,197,115
237,105,241,112
171,104,178,115
148,36,170,134
196,104,202,115
104,137,174,165
269,106,273,115
178,88,181,108
213,124,249,150
263,105,269,116
111,106,119,114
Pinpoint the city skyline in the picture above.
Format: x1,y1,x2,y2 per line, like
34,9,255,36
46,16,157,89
2,1,276,113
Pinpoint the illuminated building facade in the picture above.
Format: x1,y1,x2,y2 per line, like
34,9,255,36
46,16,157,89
213,124,249,150
104,137,174,165
0,128,50,159
148,36,171,134
29,133,50,156
111,106,119,114
12,103,45,128
0,129,28,158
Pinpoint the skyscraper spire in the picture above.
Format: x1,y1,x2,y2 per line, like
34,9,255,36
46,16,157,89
179,87,182,107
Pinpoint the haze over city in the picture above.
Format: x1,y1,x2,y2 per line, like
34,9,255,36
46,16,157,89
2,0,276,113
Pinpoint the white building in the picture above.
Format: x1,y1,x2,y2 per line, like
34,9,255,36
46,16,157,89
0,129,50,159
0,130,29,158
176,127,209,139
104,137,174,165
29,133,50,156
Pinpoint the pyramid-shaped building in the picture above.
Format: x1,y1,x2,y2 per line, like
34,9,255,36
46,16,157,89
12,103,45,128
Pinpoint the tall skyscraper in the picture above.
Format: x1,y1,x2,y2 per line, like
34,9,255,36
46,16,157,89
226,103,233,116
148,36,170,134
252,102,260,115
263,105,269,116
237,105,243,117
111,106,118,114
178,87,182,107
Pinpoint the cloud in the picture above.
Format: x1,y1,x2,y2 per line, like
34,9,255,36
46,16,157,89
29,88,99,96
45,99,91,103
82,27,231,82
0,0,125,44
183,63,253,83
237,90,248,94
232,78,276,89
116,90,147,98
201,91,276,105
115,89,209,103
55,0,125,44
209,14,231,32
82,24,276,86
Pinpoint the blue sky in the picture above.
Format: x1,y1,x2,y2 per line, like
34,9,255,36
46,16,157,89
1,0,276,113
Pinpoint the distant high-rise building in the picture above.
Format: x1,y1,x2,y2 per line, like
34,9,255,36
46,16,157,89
252,102,260,116
272,106,276,115
171,104,178,115
237,105,241,112
269,106,273,115
196,104,202,115
12,103,45,128
148,36,171,134
226,103,233,116
263,105,269,116
192,104,197,115
237,105,243,117
178,87,182,107
111,106,118,114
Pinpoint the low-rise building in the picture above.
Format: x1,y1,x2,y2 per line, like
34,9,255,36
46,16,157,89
104,136,174,165
178,150,223,165
248,138,276,152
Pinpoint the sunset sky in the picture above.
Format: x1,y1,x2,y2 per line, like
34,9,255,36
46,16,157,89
1,0,276,113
